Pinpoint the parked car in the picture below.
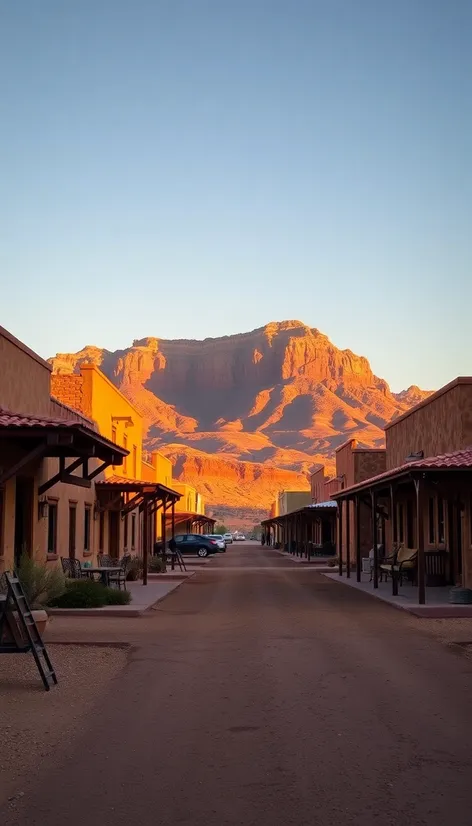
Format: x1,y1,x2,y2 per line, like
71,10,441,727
204,534,226,552
223,533,233,544
169,534,220,557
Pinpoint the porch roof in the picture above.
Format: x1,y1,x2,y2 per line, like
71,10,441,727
331,446,472,500
167,511,216,525
0,407,128,489
95,475,181,499
261,500,337,526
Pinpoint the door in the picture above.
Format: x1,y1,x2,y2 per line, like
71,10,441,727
68,505,77,559
109,511,120,558
14,476,34,568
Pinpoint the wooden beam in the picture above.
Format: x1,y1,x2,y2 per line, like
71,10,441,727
338,499,343,576
372,489,378,589
87,460,112,482
59,474,92,489
0,443,46,486
346,498,351,578
355,496,361,582
414,477,426,605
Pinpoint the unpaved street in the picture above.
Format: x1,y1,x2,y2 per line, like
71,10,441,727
3,544,472,825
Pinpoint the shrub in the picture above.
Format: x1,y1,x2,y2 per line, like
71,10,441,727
148,556,165,573
48,579,132,608
104,587,131,605
17,552,66,609
126,555,143,581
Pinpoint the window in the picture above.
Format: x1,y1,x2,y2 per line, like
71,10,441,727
398,504,404,543
124,513,129,550
84,504,92,552
406,500,414,548
99,510,105,551
437,498,445,545
429,498,435,544
47,501,58,554
131,513,136,549
133,446,137,479
0,487,4,556
111,426,117,444
123,434,128,475
69,504,77,559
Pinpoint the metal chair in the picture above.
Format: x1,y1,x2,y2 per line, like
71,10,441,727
60,557,85,579
107,555,131,591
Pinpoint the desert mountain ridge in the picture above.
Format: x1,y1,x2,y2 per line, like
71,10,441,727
50,320,432,526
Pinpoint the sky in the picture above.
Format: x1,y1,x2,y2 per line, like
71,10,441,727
1,0,471,392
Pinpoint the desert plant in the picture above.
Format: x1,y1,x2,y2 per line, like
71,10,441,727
104,587,131,605
17,552,66,609
48,579,132,608
126,554,143,581
148,556,165,573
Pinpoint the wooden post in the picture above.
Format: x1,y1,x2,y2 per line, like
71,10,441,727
415,477,426,605
346,498,351,578
355,496,361,582
161,493,167,570
372,489,378,588
338,499,343,576
142,496,148,586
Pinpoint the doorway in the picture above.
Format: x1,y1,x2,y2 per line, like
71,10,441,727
14,476,34,568
109,511,120,558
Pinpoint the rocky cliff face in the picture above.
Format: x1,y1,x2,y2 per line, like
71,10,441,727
50,321,431,522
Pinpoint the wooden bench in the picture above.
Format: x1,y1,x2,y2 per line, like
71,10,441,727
379,547,418,595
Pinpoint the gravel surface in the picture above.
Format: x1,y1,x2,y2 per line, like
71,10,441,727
0,645,127,807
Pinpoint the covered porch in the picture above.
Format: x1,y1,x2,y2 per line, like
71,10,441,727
95,477,181,585
164,512,216,536
332,448,472,605
0,410,127,571
262,502,337,559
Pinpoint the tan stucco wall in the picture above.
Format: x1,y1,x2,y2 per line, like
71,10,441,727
278,490,311,516
0,327,52,416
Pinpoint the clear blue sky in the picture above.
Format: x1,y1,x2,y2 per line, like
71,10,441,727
1,0,471,392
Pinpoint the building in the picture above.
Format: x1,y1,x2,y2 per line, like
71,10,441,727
0,327,127,574
278,490,311,516
332,378,472,603
52,364,183,561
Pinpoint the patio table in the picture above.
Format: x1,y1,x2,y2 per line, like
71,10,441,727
81,566,121,587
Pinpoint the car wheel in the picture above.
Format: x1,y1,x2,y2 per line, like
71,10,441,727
197,547,209,558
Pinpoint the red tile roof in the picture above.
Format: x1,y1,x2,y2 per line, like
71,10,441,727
0,408,87,429
332,447,472,498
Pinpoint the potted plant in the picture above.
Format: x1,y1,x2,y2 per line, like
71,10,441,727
125,554,144,581
15,552,66,636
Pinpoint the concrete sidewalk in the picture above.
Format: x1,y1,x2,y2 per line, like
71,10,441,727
322,571,472,617
48,578,189,618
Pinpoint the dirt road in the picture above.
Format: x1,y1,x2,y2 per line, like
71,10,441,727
3,543,472,825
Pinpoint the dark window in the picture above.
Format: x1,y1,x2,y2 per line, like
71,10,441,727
428,498,435,544
175,535,185,542
47,502,58,554
131,513,136,549
133,446,137,479
99,510,105,551
437,498,445,545
111,426,117,444
0,488,4,556
393,501,398,543
123,434,128,474
69,505,77,559
84,505,92,551
398,504,404,543
124,513,129,550
406,500,414,548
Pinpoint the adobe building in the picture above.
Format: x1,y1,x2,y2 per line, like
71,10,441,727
0,327,126,574
332,378,472,603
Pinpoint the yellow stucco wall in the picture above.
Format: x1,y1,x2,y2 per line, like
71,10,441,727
277,490,311,516
79,365,143,481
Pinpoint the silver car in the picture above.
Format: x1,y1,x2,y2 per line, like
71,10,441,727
204,534,226,552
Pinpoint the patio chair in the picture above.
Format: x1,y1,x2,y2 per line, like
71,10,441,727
61,557,86,579
98,553,115,567
379,548,417,590
107,555,131,591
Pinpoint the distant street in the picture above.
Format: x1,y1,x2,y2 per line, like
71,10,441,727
4,543,472,826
